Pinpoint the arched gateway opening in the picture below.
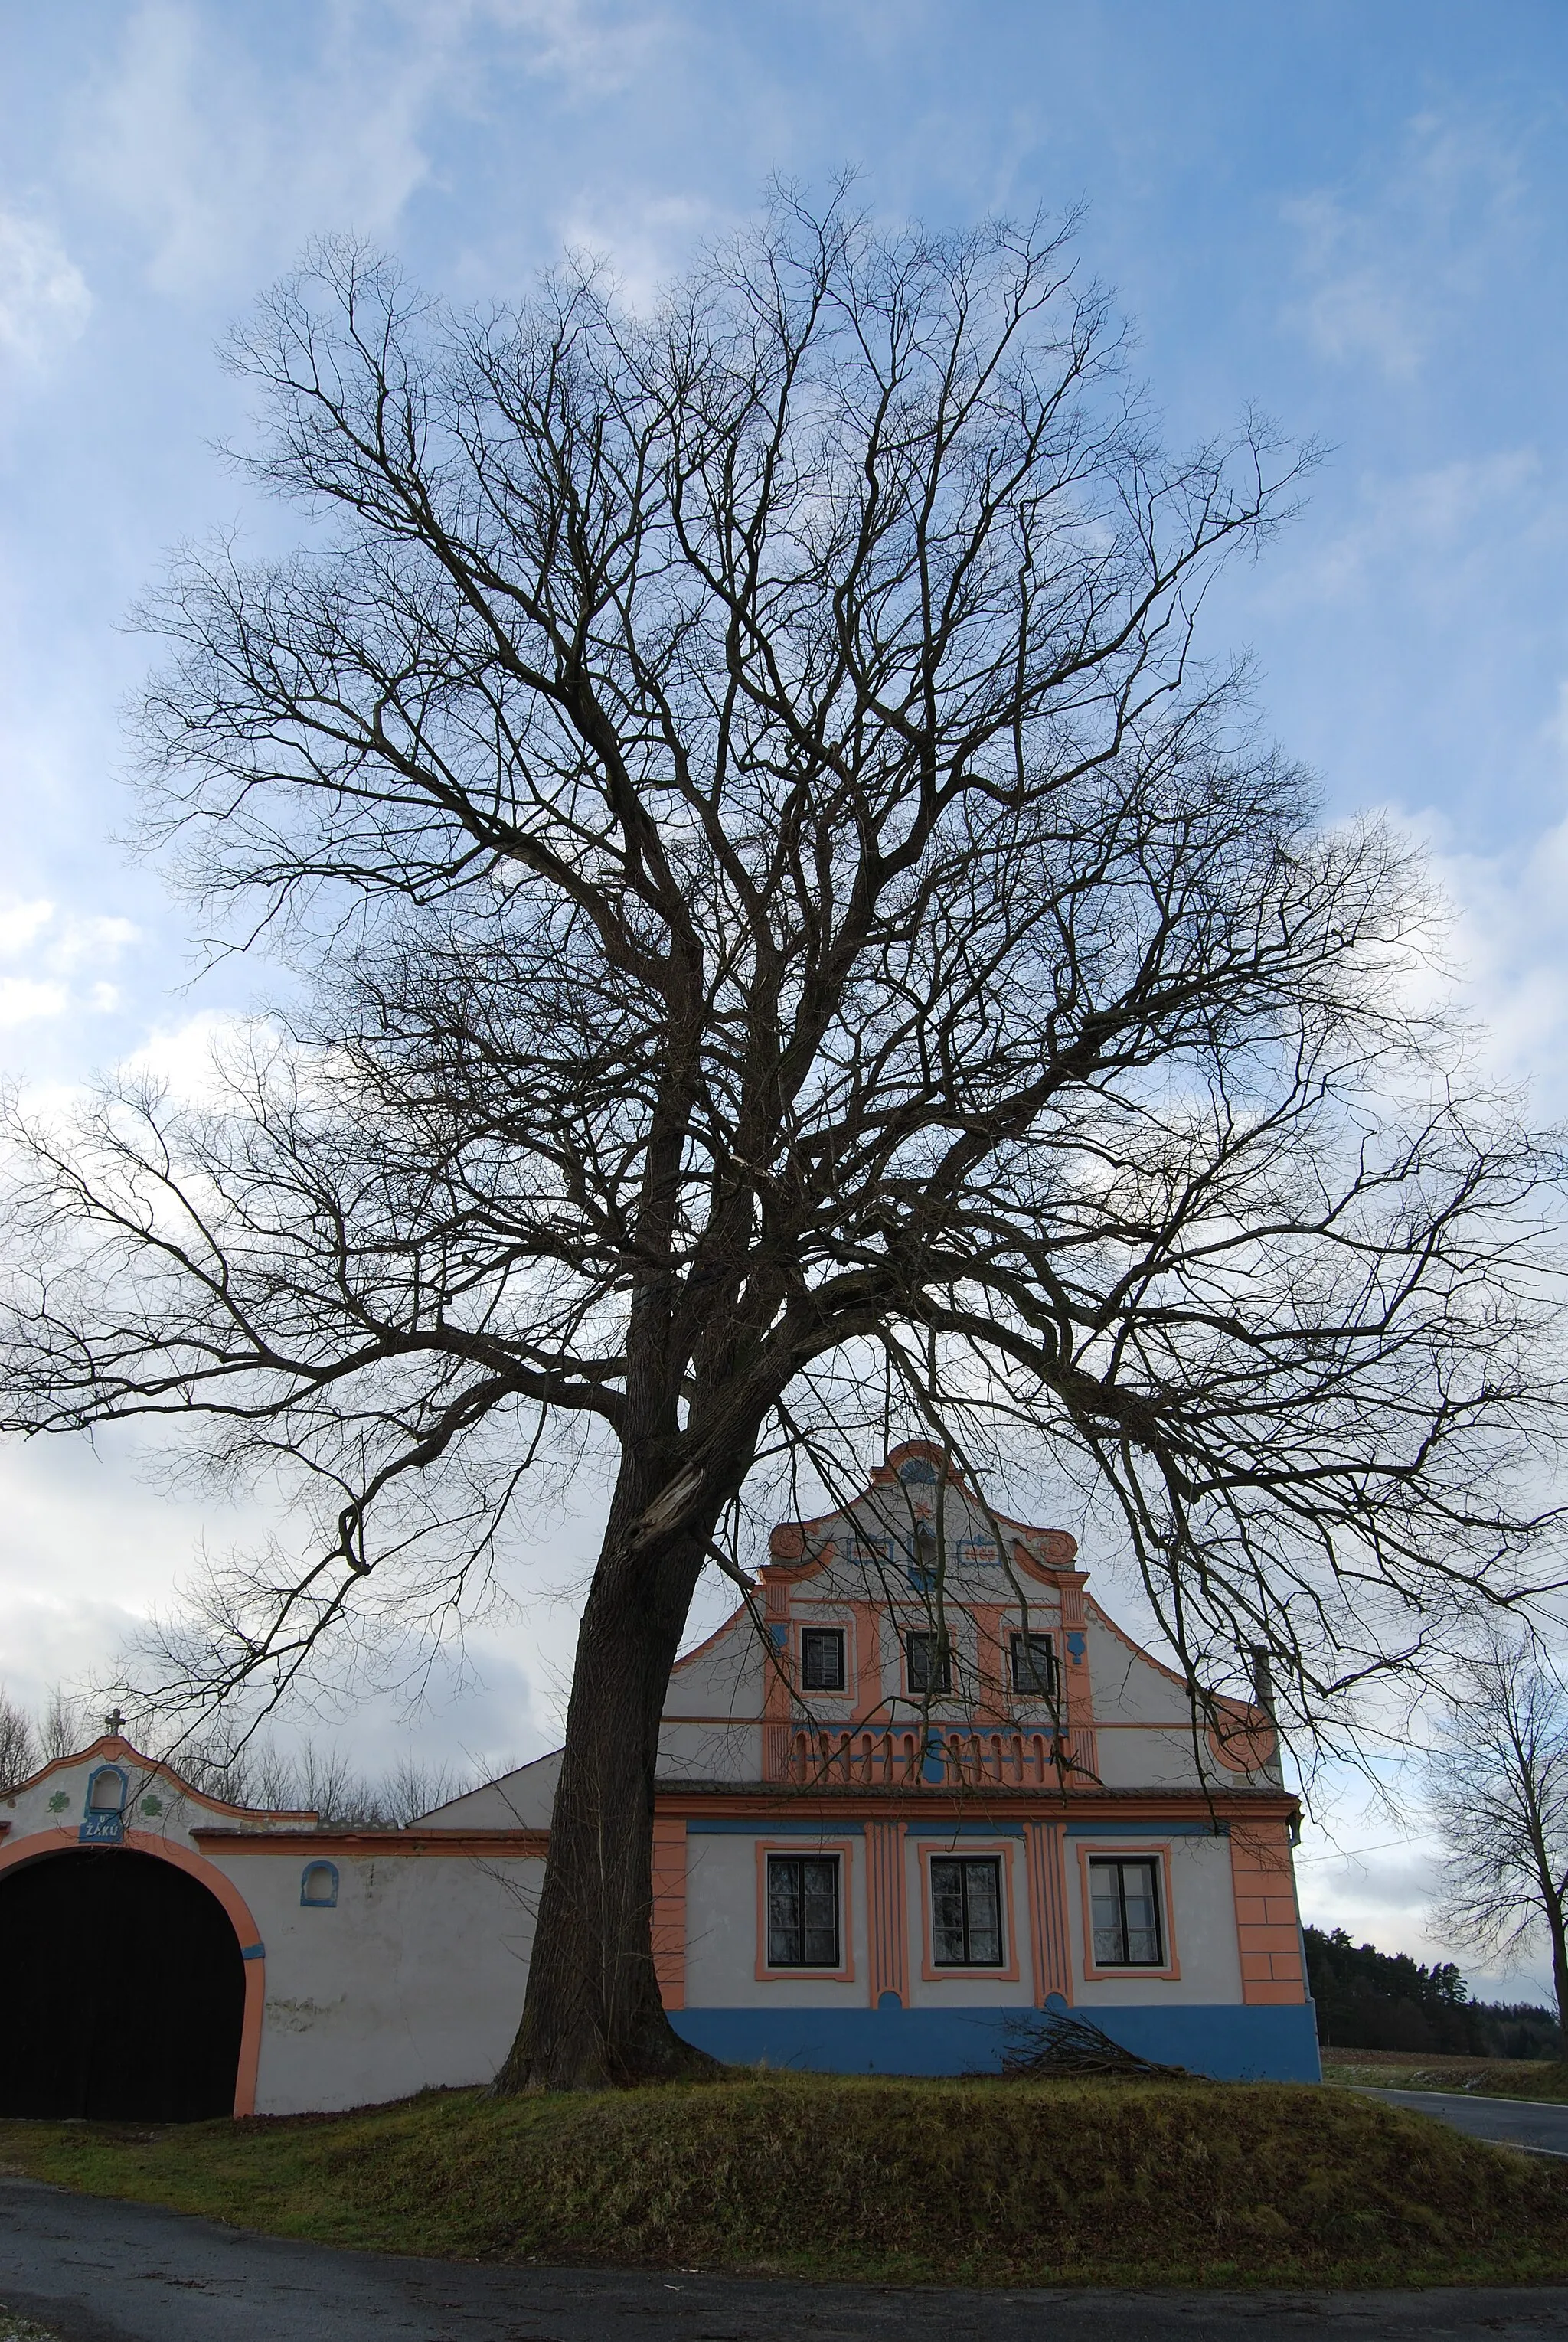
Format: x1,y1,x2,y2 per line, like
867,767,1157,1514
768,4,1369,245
0,1847,246,2119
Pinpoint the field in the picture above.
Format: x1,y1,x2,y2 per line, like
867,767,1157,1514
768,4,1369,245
5,2072,1568,2288
1320,2049,1568,2100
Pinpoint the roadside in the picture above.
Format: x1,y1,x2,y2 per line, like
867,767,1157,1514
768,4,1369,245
1351,2087,1568,2159
7,2178,1568,2342
5,2071,1568,2289
1322,2050,1568,2101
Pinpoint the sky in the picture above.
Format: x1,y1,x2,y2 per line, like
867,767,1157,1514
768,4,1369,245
2,0,1567,1993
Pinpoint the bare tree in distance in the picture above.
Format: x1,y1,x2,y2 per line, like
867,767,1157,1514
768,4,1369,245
0,1690,37,1793
172,1731,478,1825
1429,1640,1568,2049
0,190,1563,2087
38,1689,92,1765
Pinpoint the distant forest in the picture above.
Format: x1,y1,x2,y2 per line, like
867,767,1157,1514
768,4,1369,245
1306,1926,1561,2058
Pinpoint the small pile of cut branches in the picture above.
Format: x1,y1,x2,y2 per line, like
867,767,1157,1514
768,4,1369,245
998,2010,1195,2081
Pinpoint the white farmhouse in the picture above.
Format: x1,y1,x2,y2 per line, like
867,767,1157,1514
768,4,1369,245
0,1445,1317,2115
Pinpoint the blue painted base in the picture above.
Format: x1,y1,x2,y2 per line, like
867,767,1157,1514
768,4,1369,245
671,2001,1322,2083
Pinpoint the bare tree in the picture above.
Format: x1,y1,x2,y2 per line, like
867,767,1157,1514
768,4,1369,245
0,1689,37,1792
1429,1641,1568,2047
38,1689,90,1765
0,194,1561,2087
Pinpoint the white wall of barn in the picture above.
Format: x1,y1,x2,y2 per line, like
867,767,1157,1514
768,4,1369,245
213,1847,542,2114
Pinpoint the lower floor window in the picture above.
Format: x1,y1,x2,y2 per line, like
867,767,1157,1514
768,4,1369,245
930,1855,1003,1965
766,1853,840,1967
1089,1856,1163,1965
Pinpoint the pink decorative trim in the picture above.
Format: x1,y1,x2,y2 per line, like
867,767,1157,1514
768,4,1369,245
0,1825,266,2117
5,1736,315,1823
1024,1819,1073,2005
849,1598,884,1724
864,1820,908,2005
1229,1820,1306,2004
650,1816,687,2010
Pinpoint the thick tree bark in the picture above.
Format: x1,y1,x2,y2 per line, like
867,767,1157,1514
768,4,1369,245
494,1455,727,2090
1549,1910,1568,2056
1540,1860,1568,2053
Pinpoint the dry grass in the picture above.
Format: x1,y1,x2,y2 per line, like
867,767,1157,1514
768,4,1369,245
1321,2049,1568,2101
4,2071,1568,2288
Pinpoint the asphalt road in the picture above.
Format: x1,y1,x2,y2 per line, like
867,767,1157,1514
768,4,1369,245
1358,2087,1568,2157
7,2177,1568,2342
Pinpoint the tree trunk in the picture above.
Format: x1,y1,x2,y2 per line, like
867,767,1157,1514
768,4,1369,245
1547,1898,1568,2057
493,1462,724,2091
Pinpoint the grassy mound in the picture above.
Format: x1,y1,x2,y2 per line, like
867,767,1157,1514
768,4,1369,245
5,2073,1568,2287
1321,2049,1568,2102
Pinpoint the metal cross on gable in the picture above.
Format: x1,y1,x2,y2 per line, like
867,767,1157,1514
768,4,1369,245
103,1707,125,1736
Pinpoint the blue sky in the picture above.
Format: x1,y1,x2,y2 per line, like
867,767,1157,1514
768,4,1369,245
2,0,1567,1984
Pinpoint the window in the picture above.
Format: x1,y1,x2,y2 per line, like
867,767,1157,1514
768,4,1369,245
800,1627,846,1692
906,1628,951,1694
766,1854,840,1967
1089,1857,1164,1966
930,1857,1004,1965
300,1860,339,1909
86,1768,126,1814
1010,1630,1057,1699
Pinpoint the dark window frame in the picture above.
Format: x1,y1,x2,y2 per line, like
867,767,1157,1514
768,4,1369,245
800,1626,847,1693
905,1627,952,1694
765,1852,841,1968
929,1854,1005,1967
1010,1629,1058,1699
1088,1856,1165,1968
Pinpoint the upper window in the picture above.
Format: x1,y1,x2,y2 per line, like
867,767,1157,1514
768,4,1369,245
85,1767,126,1814
766,1853,840,1968
1010,1630,1057,1699
931,1856,1004,1966
1089,1857,1164,1966
800,1627,846,1693
906,1628,952,1694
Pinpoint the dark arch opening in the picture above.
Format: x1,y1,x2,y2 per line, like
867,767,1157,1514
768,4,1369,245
0,1847,246,2121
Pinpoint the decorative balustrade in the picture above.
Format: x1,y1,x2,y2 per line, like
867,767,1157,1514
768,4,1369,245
775,1723,1083,1787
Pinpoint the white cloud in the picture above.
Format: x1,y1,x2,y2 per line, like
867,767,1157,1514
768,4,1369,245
465,0,671,96
0,901,139,971
0,211,91,371
1266,449,1554,617
1284,109,1525,381
76,2,431,296
555,189,717,312
0,900,137,1033
122,1008,258,1108
70,0,674,300
1419,801,1568,1117
0,978,69,1029
0,900,57,958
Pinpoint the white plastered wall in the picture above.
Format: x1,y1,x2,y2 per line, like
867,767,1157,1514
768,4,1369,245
214,1847,543,2113
1064,1832,1243,2006
900,1828,1037,2008
682,1828,869,2008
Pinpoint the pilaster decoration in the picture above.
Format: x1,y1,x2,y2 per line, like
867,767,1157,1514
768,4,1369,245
971,1602,1006,1720
761,1566,794,1782
1047,1560,1099,1782
1229,1819,1306,2005
1024,1818,1073,2004
864,1819,909,2007
650,1815,688,2011
848,1598,884,1724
